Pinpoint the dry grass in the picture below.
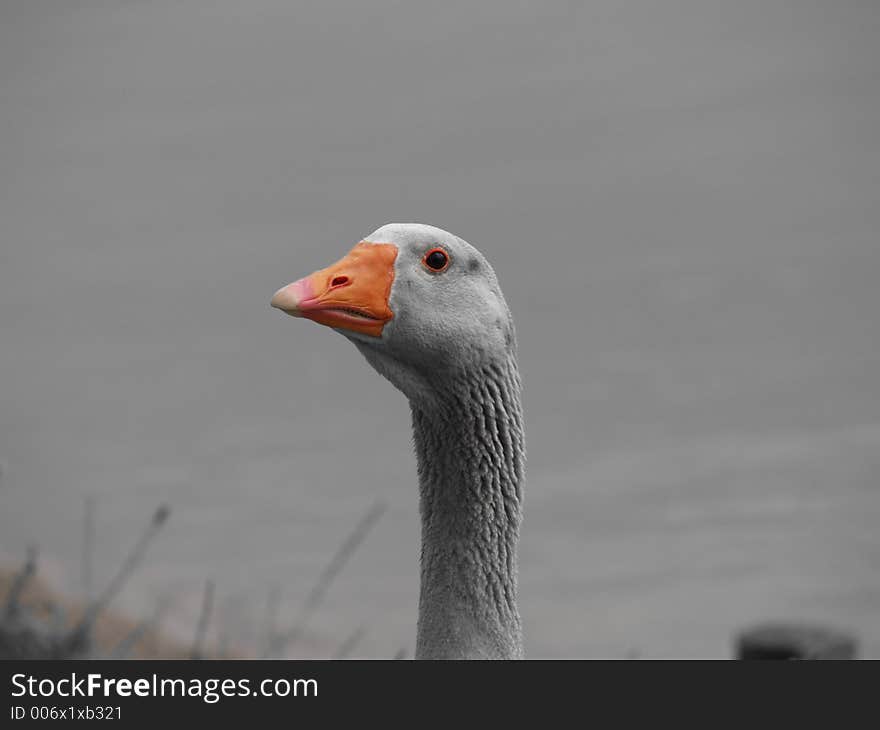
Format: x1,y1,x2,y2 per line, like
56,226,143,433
1,497,387,659
0,563,191,658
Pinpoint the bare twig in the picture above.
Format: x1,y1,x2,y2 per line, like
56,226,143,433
3,546,38,620
109,596,171,659
332,625,366,659
191,579,215,659
81,495,96,603
260,585,282,658
268,499,386,657
109,621,150,659
71,505,171,639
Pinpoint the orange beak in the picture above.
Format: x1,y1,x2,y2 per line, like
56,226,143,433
271,242,397,337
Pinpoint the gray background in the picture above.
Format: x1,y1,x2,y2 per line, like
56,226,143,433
1,0,878,657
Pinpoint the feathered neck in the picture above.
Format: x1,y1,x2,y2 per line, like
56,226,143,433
410,352,525,659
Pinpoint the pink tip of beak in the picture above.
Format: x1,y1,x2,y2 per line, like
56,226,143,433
270,277,314,316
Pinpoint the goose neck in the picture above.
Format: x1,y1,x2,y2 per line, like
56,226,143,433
410,355,525,659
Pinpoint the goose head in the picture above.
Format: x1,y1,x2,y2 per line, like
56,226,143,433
271,223,516,405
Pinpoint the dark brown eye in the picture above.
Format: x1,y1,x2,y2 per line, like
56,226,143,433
423,247,450,272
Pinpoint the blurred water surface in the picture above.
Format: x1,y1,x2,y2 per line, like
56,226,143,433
1,0,878,656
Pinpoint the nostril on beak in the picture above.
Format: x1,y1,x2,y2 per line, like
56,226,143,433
330,275,350,288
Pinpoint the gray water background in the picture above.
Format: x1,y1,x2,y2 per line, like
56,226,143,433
1,0,878,657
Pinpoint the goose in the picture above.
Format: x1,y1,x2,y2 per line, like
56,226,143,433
271,223,525,659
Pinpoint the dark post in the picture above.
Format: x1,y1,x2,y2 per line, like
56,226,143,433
735,622,858,659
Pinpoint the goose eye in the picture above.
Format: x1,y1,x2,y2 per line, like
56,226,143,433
423,248,450,272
